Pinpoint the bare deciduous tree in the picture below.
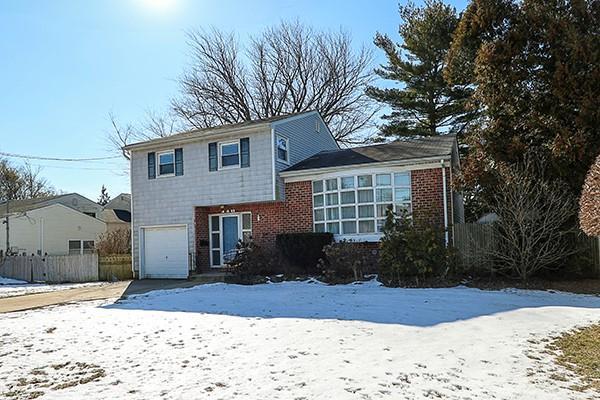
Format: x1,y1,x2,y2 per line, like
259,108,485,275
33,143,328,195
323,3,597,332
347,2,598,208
108,111,181,160
0,159,56,202
96,228,131,255
172,21,378,143
485,158,578,281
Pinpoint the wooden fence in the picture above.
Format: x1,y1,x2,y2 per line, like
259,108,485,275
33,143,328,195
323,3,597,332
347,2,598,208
0,254,99,283
453,223,600,277
98,255,133,281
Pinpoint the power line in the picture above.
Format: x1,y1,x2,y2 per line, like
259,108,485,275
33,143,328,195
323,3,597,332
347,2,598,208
0,151,121,162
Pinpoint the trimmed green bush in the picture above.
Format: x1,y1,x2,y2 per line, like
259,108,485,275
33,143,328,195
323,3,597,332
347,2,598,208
379,210,456,287
275,232,333,275
318,240,369,283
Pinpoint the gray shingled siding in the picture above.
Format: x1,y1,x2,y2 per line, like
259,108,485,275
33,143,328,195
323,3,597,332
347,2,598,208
131,129,273,272
273,113,338,199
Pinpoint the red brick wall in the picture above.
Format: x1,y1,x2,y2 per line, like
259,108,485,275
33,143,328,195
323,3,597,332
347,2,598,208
195,169,454,270
194,181,312,270
411,167,453,228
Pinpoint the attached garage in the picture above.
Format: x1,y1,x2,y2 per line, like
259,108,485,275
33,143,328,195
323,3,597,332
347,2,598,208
140,225,189,279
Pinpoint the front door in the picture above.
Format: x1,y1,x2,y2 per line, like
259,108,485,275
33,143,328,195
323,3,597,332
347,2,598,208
221,215,240,264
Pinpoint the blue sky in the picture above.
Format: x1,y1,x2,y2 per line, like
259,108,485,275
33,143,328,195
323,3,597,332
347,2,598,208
0,0,467,201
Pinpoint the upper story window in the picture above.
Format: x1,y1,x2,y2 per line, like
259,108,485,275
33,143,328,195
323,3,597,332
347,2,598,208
148,148,183,179
276,136,289,163
158,151,175,176
209,138,249,171
312,171,412,237
219,142,240,168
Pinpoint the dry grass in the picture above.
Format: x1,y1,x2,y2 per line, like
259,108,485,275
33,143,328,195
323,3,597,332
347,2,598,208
549,324,600,392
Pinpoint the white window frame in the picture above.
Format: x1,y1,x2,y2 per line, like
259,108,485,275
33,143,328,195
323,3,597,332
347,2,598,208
208,212,253,267
157,150,175,177
311,170,412,241
68,239,95,255
218,140,241,169
276,135,289,164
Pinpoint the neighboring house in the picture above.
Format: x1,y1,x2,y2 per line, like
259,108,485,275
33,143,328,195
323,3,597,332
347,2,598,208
99,193,131,232
1,193,103,219
0,194,106,256
477,213,498,224
126,110,464,279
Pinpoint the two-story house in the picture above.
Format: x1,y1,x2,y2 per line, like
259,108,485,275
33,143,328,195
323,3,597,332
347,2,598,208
125,110,463,279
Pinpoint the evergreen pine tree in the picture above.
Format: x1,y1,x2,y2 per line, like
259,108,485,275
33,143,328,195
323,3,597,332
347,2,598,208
97,185,110,206
447,0,600,204
367,0,475,139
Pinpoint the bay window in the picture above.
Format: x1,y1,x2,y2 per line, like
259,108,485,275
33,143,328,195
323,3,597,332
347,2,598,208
312,171,412,237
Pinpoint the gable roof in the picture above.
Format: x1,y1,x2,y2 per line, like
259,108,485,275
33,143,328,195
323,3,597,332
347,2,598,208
0,193,96,215
123,110,324,151
283,135,457,173
104,193,131,211
0,195,63,214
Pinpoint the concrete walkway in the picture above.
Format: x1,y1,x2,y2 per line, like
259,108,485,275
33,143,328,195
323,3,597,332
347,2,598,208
0,279,219,314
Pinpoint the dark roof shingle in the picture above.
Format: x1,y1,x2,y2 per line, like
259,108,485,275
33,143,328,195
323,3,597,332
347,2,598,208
284,135,456,172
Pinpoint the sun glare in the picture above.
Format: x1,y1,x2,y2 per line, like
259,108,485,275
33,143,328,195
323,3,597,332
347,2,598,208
136,0,178,14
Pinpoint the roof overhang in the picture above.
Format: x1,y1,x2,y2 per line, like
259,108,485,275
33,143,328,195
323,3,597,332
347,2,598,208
123,123,270,152
280,154,452,182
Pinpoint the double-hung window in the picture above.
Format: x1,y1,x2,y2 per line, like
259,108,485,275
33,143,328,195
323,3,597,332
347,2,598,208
158,150,175,176
68,240,95,255
276,136,289,163
312,171,412,237
219,142,240,168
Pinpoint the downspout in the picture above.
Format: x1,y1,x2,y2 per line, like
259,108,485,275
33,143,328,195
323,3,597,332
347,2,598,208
129,155,137,278
39,217,44,255
441,160,449,247
270,127,277,201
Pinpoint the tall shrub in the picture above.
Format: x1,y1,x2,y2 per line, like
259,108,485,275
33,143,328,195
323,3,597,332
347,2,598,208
379,209,452,287
275,232,333,275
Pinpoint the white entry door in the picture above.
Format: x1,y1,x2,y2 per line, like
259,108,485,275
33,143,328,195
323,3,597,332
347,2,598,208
142,225,188,279
209,213,252,267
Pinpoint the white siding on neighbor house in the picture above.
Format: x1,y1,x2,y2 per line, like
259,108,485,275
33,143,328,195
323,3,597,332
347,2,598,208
0,204,106,256
130,127,274,272
273,113,338,199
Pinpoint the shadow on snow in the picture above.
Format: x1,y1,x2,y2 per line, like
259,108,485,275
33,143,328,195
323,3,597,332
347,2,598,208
102,280,600,327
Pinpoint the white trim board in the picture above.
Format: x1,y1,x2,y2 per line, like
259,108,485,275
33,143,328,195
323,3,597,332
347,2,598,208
281,160,450,183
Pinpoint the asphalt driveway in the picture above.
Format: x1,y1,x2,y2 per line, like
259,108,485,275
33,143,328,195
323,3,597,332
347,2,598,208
0,279,207,313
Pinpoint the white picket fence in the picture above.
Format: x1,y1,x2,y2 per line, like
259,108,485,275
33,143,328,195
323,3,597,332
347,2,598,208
0,254,99,283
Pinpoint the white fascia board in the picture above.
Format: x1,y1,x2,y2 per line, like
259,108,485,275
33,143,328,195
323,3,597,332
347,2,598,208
124,124,269,152
280,156,452,183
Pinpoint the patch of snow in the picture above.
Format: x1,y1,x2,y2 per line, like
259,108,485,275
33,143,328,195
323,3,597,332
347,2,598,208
0,281,599,399
0,276,27,285
0,281,110,299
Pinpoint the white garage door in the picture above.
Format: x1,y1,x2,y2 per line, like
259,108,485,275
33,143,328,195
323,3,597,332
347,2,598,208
142,226,188,279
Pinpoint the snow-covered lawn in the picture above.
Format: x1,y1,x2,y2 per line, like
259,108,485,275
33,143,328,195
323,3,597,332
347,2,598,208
0,277,110,299
1,280,599,400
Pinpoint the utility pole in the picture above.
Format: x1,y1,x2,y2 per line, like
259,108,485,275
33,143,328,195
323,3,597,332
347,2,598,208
4,197,8,254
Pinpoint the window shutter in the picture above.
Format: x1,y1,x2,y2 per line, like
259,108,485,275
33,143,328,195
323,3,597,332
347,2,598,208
208,142,218,171
147,152,156,179
175,148,184,176
240,137,250,168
